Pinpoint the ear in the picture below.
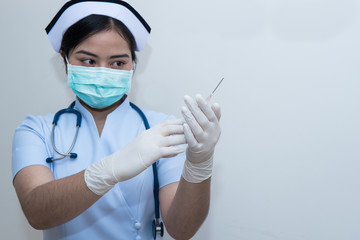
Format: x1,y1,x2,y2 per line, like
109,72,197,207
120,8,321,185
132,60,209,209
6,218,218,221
59,50,68,74
60,50,65,59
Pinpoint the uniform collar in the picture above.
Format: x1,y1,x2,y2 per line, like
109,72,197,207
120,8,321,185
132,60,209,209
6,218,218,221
73,97,132,124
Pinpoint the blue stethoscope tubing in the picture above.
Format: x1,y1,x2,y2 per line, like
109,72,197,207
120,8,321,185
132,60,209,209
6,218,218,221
46,102,80,162
129,103,164,239
46,101,164,239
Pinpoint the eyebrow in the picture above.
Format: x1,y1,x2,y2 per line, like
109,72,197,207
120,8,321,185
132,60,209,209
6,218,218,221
75,50,130,59
109,54,130,59
75,50,98,58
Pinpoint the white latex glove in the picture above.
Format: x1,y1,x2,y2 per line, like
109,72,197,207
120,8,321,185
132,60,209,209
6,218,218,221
85,119,186,195
181,94,221,183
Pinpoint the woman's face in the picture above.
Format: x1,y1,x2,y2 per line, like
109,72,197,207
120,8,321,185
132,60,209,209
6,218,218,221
67,29,133,70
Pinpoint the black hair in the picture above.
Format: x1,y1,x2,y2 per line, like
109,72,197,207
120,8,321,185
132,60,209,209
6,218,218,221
60,14,137,62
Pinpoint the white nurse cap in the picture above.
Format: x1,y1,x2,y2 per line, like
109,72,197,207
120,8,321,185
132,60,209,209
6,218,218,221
45,0,151,52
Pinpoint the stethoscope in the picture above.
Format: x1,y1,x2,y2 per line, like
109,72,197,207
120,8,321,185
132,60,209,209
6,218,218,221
46,101,164,239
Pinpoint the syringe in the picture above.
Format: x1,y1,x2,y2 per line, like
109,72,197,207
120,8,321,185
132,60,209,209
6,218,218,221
206,78,224,103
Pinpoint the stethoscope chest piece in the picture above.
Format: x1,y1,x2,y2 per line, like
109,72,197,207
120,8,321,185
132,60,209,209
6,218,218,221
152,219,164,239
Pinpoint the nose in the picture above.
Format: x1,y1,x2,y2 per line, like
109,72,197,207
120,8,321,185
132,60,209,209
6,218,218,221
97,61,108,68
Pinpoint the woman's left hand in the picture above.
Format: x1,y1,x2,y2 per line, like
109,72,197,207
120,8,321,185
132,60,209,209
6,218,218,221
181,94,221,164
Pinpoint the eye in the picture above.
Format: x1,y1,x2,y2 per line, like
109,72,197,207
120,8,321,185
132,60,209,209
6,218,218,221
111,61,126,68
82,59,95,66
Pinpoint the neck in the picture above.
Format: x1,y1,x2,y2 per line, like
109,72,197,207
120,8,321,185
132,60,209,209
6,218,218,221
79,95,127,136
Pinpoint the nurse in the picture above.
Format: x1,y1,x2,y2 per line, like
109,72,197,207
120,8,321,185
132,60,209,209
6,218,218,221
12,1,221,239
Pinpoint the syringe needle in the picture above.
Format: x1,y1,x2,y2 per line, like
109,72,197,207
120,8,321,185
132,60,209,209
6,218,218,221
206,78,224,102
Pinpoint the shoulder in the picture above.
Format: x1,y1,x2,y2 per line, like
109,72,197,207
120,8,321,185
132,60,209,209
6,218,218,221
15,113,54,137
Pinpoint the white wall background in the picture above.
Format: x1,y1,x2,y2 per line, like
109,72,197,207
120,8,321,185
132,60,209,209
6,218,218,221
1,0,360,239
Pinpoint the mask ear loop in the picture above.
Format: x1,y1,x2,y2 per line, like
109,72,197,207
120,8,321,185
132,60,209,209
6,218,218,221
65,56,70,65
63,55,70,74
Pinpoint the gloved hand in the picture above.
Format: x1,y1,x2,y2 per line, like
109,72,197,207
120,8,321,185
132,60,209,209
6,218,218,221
85,119,186,195
181,94,221,183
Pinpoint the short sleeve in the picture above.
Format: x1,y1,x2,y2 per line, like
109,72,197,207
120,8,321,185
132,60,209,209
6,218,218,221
12,115,52,179
157,152,185,189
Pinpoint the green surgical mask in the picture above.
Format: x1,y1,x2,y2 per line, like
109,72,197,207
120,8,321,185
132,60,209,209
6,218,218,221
67,63,133,109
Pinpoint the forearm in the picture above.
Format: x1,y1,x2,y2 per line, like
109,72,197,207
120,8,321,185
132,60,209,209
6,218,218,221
162,94,221,239
14,119,186,230
17,170,100,230
164,176,211,240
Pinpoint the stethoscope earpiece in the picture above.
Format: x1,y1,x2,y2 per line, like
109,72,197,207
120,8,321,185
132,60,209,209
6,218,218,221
46,152,77,163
